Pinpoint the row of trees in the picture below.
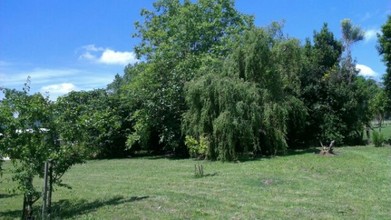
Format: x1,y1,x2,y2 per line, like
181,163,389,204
0,0,390,216
2,0,390,162
108,0,390,160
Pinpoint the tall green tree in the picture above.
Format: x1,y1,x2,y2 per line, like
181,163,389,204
183,26,307,160
378,15,391,110
126,0,253,154
300,24,343,144
299,21,370,145
134,0,253,60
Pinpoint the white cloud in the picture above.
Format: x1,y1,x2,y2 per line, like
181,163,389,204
82,44,104,52
79,44,138,65
356,64,377,78
80,51,96,61
99,49,137,65
40,83,77,96
364,29,380,42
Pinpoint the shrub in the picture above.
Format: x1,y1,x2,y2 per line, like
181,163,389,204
185,135,209,159
372,130,384,147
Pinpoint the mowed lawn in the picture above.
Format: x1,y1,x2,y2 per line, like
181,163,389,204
1,146,391,219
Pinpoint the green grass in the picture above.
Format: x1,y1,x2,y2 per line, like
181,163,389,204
379,124,391,140
365,122,391,142
1,146,391,219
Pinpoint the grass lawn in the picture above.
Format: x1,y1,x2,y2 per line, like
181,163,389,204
1,146,391,219
369,121,391,140
379,124,391,140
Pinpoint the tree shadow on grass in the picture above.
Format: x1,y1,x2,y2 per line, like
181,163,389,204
0,194,21,219
0,195,149,219
0,193,18,199
51,195,149,218
0,209,21,219
285,148,319,156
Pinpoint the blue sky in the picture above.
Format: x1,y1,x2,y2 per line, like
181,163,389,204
1,0,390,100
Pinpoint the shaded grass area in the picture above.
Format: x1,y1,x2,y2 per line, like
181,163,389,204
1,146,390,219
368,122,391,141
379,124,391,140
363,123,391,147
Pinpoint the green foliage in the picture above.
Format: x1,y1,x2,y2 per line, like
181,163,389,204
183,72,263,161
369,88,387,127
183,27,304,160
0,85,85,214
125,0,254,155
55,89,128,158
124,62,186,153
378,15,391,111
185,135,209,159
20,1,375,161
312,23,343,69
0,158,3,180
298,22,371,146
106,1,375,159
372,130,384,147
134,0,253,59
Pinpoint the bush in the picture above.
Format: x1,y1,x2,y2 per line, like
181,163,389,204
0,158,3,179
185,135,209,159
372,130,384,147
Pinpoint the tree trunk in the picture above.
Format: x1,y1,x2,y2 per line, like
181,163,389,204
47,162,53,220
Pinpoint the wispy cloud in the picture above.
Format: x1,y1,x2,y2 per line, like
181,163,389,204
364,29,380,42
0,66,118,100
79,44,138,65
361,12,372,22
1,68,81,87
356,64,377,78
0,60,11,67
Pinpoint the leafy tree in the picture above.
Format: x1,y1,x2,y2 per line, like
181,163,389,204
0,85,84,219
125,0,254,154
183,71,262,160
299,21,370,145
369,88,388,130
134,0,253,60
55,89,129,158
271,36,308,148
337,19,368,143
300,24,343,144
378,15,391,110
183,26,307,160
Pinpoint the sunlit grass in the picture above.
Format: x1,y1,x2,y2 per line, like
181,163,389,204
1,146,390,219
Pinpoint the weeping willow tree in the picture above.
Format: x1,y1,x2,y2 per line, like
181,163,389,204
183,72,262,161
183,27,303,161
